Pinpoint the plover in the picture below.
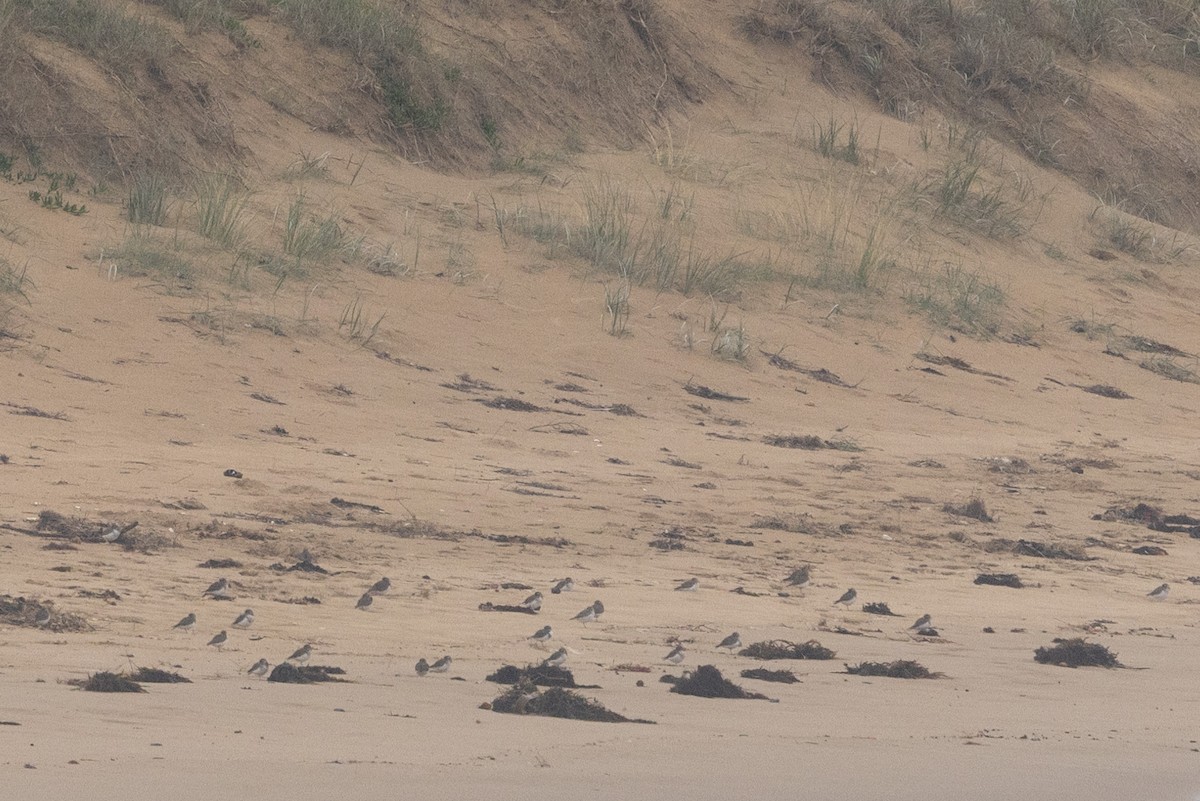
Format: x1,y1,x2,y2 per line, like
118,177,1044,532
173,612,197,632
675,578,700,592
415,658,430,677
287,644,312,664
664,644,685,664
356,592,373,610
1148,583,1170,601
202,577,232,599
520,591,543,612
717,632,741,650
542,647,568,668
530,625,553,643
248,658,270,677
429,655,452,673
207,630,228,650
232,609,254,629
551,577,575,594
34,607,52,628
574,602,602,623
592,600,605,617
833,588,857,606
785,566,811,587
368,577,391,595
909,614,932,631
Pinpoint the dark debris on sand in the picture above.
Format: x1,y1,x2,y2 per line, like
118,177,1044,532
1094,504,1200,536
490,680,653,723
267,664,347,683
984,538,1092,561
486,664,598,689
862,601,901,616
668,665,771,700
740,640,836,660
683,382,749,403
1034,638,1122,669
974,573,1024,588
198,558,242,569
740,668,800,684
943,498,993,522
0,595,91,632
270,557,330,574
71,672,145,693
845,660,943,679
129,667,191,683
478,602,539,614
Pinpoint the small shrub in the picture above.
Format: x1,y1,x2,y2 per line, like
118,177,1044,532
194,174,249,247
127,173,170,226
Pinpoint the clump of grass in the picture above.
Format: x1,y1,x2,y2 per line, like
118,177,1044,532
1034,637,1121,668
905,262,1004,338
284,150,330,181
711,322,750,362
338,296,384,346
1092,207,1155,259
603,281,630,336
194,174,249,247
110,235,194,283
739,639,836,660
282,194,347,264
943,497,993,522
925,155,1028,238
0,258,32,302
19,0,174,72
812,116,864,164
845,660,942,678
126,173,170,226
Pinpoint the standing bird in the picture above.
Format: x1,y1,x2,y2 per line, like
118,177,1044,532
592,600,605,618
232,609,254,629
833,588,857,606
34,607,52,628
248,658,270,677
207,630,228,651
415,658,430,677
785,566,811,587
356,592,374,611
429,655,452,673
530,625,553,643
520,591,543,612
173,612,197,632
664,644,686,664
542,647,568,668
551,577,575,594
287,644,312,664
909,614,932,631
202,578,232,600
717,632,741,651
675,578,700,592
1148,583,1170,601
368,577,391,595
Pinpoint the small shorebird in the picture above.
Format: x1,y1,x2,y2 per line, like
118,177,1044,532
664,644,685,664
592,600,605,618
202,578,232,600
415,658,430,677
34,607,51,628
368,577,391,595
248,658,270,677
833,588,857,606
675,578,699,592
429,656,452,673
356,592,373,611
542,647,568,668
717,632,741,651
173,612,197,632
1148,583,1170,601
530,625,553,643
207,630,228,651
551,577,575,594
574,601,602,623
287,644,312,664
785,566,811,587
520,591,543,612
909,614,932,631
232,609,254,629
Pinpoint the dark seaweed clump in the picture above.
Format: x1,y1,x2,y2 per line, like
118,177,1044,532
739,640,836,660
1033,638,1121,669
669,665,769,699
129,667,191,683
485,664,587,688
267,664,347,683
974,573,1023,588
491,680,652,723
74,672,146,693
740,668,800,684
844,660,942,679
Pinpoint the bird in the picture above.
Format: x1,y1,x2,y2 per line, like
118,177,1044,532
207,630,228,650
287,644,312,664
232,609,254,629
1148,583,1170,601
675,578,699,592
542,647,568,668
429,655,451,673
551,577,575,594
415,658,430,677
34,607,51,628
834,588,857,606
592,600,605,617
909,614,932,631
717,632,741,650
785,566,811,587
202,578,232,599
664,644,685,664
368,577,391,595
248,658,270,677
574,602,601,623
172,612,196,632
530,625,553,643
356,592,373,610
519,591,543,612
